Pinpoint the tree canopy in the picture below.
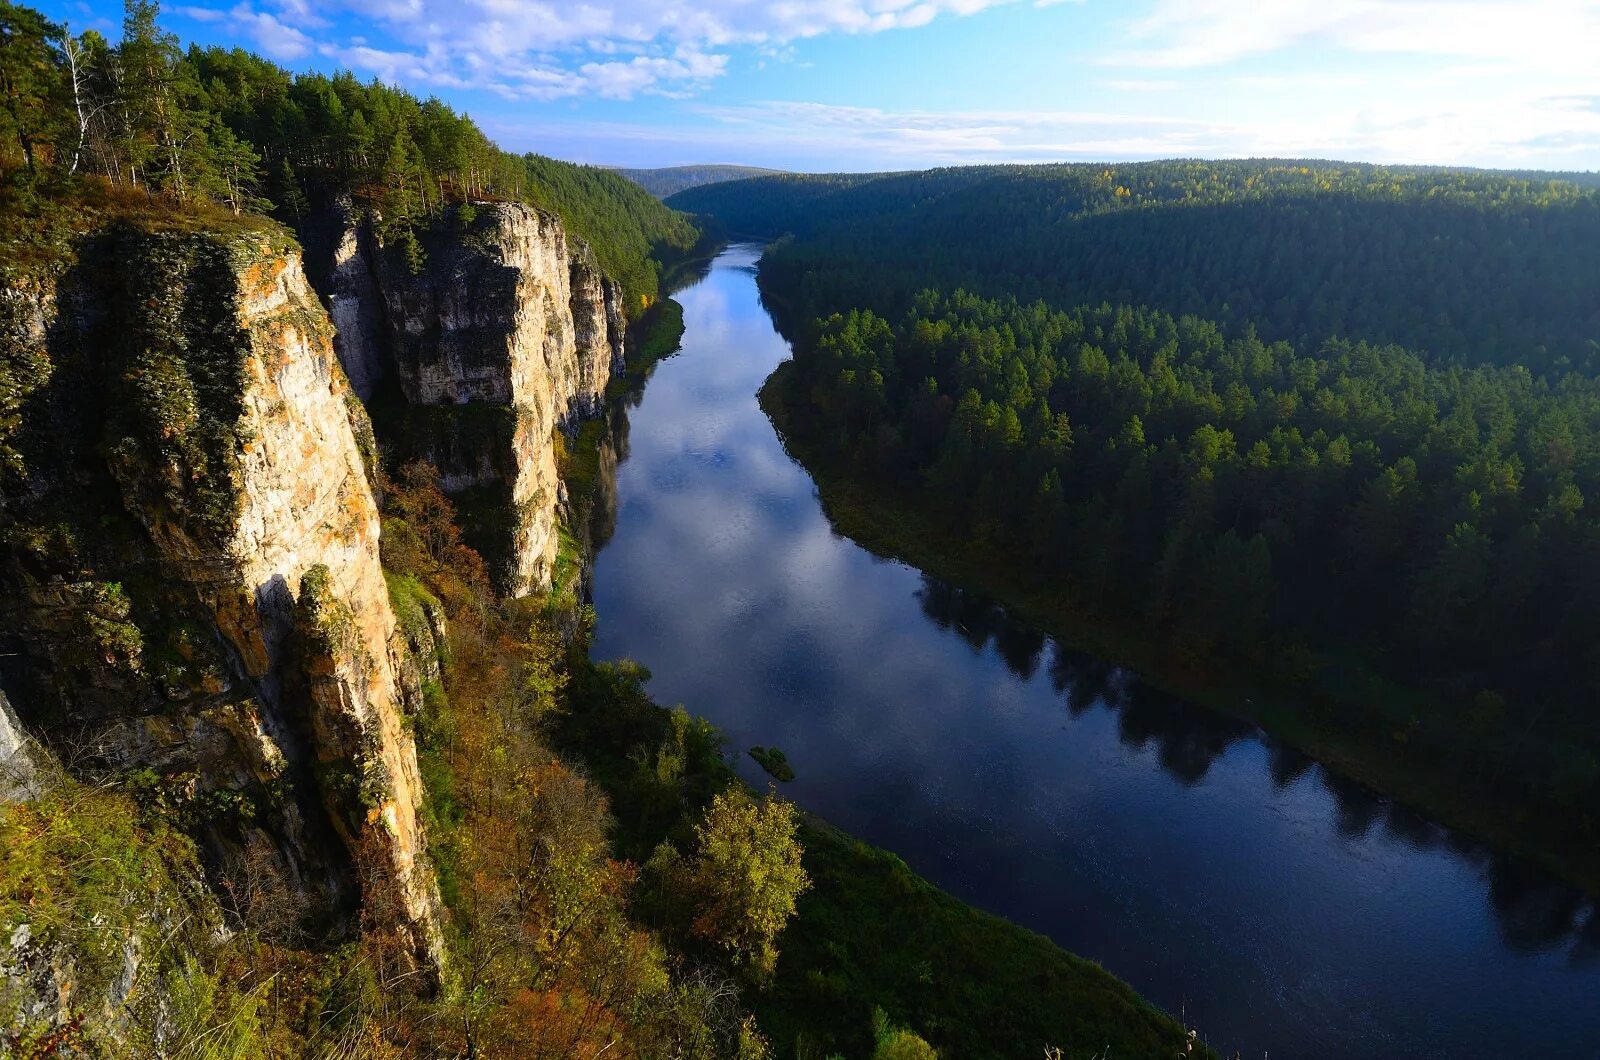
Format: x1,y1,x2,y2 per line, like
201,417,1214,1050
721,160,1600,837
673,160,1600,374
0,0,704,304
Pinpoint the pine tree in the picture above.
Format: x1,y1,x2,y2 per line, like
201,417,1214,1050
0,0,66,172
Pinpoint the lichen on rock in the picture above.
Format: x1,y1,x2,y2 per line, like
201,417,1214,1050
0,218,442,974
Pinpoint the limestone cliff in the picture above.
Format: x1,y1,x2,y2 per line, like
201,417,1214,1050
0,687,40,802
0,223,440,968
314,202,627,595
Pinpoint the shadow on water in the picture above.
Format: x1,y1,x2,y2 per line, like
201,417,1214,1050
589,245,1600,1058
916,566,1600,964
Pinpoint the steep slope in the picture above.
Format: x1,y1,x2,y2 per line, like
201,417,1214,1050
518,156,710,307
312,199,629,595
0,687,39,801
0,218,441,972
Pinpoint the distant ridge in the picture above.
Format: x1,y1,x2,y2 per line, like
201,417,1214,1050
613,164,788,198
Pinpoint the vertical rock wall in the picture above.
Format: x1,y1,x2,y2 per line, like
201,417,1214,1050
324,204,389,402
0,224,440,969
222,245,439,964
320,203,627,596
0,686,41,802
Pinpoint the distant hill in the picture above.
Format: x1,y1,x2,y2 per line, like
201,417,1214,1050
614,164,788,198
671,159,1600,372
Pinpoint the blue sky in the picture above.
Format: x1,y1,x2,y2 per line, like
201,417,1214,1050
36,0,1600,171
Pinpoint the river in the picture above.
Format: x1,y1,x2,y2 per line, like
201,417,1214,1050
589,244,1600,1059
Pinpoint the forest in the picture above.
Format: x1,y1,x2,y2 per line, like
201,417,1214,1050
672,161,1600,375
683,161,1600,871
0,0,706,303
615,165,787,199
0,3,1207,1056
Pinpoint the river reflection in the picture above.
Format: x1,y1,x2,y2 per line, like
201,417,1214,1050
590,245,1600,1059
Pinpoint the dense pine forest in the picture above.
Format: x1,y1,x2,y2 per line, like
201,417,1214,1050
0,0,706,303
615,165,787,200
681,161,1600,879
672,161,1600,374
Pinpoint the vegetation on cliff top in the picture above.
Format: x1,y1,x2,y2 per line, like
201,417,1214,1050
0,0,705,305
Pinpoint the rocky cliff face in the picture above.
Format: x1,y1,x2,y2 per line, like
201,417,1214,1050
0,687,40,802
316,202,627,595
0,224,440,969
323,204,389,402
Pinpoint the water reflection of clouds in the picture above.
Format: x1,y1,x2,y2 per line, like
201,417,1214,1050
590,249,1600,1060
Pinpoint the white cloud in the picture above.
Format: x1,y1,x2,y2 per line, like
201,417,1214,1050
1099,78,1180,92
1109,0,1600,76
167,0,1600,166
618,95,1600,168
175,3,312,58
169,0,1042,100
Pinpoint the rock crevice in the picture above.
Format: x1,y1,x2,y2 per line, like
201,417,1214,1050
319,202,626,595
0,224,440,969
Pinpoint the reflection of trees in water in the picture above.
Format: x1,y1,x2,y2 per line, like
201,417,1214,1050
1048,646,1115,718
921,575,1256,784
912,577,1045,680
913,570,1600,957
662,253,716,299
1268,742,1315,790
1114,683,1254,786
1382,800,1444,850
1486,856,1598,957
995,624,1046,680
1319,769,1387,838
584,408,631,557
916,577,1012,654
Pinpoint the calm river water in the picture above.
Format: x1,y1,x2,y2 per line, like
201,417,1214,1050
590,245,1600,1058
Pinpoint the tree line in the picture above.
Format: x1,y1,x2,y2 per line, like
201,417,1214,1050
0,0,704,302
672,160,1600,374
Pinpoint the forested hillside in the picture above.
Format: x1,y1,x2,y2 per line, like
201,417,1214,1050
615,164,786,199
672,161,1600,374
1,0,704,303
709,160,1600,882
0,4,1213,1056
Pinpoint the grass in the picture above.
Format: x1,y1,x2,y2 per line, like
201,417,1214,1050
556,655,1206,1060
0,176,285,281
759,819,1205,1060
609,298,686,399
760,361,1600,898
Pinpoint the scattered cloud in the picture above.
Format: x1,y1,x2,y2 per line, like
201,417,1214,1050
582,94,1600,168
153,0,1600,167
1108,0,1600,76
1099,78,1180,92
175,3,312,59
170,0,1038,100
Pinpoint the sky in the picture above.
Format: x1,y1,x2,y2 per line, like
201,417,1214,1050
35,0,1600,172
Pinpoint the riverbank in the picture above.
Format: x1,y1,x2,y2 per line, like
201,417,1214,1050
556,649,1208,1060
760,359,1600,898
558,302,1208,1058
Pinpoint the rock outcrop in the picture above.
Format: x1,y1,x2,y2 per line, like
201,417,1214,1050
0,223,440,969
0,686,41,802
314,202,627,595
323,203,389,401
